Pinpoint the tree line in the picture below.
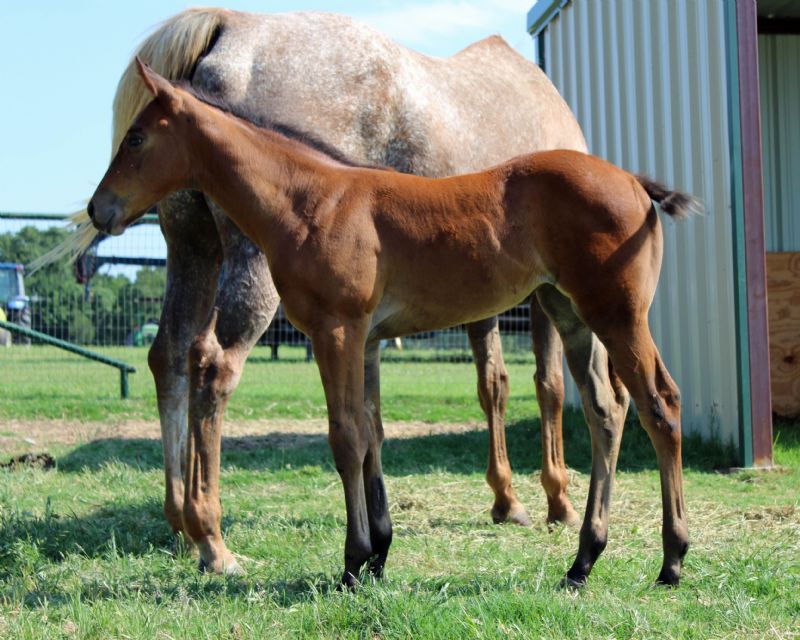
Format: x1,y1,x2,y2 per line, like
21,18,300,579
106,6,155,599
0,226,165,346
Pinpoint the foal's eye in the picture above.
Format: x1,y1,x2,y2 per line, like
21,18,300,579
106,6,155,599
127,134,144,148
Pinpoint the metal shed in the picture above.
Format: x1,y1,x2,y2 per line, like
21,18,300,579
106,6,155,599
526,0,792,467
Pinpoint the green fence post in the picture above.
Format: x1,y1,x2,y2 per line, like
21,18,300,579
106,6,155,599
0,320,136,399
121,369,130,399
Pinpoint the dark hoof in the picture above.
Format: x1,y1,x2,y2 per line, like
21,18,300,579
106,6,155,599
338,571,359,591
558,574,586,590
368,556,386,579
655,570,681,587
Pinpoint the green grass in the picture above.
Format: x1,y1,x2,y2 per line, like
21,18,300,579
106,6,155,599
0,345,537,423
0,346,799,638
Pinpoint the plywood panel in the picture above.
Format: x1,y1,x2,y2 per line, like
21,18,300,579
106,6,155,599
766,252,800,416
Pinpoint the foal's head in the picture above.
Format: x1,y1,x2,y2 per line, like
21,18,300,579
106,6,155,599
88,59,195,235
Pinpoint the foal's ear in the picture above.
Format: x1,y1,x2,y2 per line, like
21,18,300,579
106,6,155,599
135,57,182,111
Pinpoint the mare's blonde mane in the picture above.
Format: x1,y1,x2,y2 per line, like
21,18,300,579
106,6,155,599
29,7,229,272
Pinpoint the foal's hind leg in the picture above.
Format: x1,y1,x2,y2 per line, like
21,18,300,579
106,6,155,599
182,213,279,574
362,339,393,577
467,317,530,526
594,321,688,585
536,285,630,587
148,191,222,543
530,298,579,526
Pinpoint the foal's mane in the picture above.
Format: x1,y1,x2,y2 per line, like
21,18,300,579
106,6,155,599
178,82,393,173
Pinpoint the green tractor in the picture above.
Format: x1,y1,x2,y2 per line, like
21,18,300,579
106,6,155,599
0,262,31,344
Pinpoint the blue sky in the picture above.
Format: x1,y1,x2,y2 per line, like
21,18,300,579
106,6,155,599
0,1,537,215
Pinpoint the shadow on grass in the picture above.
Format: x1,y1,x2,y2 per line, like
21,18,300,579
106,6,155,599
0,497,506,610
0,498,169,576
7,557,538,610
0,497,239,577
56,408,746,477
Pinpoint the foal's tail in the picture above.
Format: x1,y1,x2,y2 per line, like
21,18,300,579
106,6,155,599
29,8,230,273
635,175,702,220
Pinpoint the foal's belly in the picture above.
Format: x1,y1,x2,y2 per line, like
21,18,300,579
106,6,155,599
369,264,551,340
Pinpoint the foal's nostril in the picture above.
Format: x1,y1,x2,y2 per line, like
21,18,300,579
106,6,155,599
87,201,95,220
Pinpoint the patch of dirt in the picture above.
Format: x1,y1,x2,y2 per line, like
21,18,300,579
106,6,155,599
743,505,798,523
0,418,487,453
0,452,55,470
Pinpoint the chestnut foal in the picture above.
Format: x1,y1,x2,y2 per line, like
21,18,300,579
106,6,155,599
89,61,695,588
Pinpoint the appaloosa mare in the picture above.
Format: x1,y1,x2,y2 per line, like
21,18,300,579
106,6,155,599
40,7,590,562
88,61,695,588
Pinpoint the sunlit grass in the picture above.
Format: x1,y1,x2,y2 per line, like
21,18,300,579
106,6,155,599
0,413,798,638
0,344,537,423
1,345,798,638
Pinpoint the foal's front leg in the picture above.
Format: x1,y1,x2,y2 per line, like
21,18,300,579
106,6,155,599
362,339,392,577
312,318,375,587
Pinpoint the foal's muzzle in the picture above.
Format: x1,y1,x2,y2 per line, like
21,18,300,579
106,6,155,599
87,191,126,236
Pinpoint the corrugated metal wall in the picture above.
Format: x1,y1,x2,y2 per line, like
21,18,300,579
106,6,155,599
759,33,800,252
539,0,741,448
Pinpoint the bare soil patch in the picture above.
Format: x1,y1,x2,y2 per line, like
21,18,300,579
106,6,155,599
0,418,487,454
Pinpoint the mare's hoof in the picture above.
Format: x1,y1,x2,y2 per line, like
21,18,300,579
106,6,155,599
491,503,532,527
558,574,586,591
546,507,581,529
198,555,243,576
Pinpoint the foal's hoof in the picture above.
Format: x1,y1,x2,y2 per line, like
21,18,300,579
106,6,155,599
491,502,532,527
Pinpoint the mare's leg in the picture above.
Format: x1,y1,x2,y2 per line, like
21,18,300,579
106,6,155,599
182,210,279,574
466,317,530,526
530,298,579,526
311,317,372,588
362,339,392,577
536,285,630,587
148,191,222,541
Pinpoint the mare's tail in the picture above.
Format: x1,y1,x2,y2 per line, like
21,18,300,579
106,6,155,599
635,175,702,220
29,8,230,273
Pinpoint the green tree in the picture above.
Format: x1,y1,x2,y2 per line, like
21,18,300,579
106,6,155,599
0,226,85,340
0,226,167,345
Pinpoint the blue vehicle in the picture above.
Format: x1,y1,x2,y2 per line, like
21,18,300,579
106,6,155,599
0,262,31,343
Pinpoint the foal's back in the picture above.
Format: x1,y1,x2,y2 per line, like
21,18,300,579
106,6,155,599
358,150,655,328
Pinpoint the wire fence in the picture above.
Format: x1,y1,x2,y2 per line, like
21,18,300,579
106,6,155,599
1,212,536,374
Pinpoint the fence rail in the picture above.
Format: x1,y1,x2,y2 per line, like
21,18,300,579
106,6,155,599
1,212,537,403
0,319,136,398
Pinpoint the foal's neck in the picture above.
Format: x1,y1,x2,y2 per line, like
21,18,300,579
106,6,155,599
189,104,343,252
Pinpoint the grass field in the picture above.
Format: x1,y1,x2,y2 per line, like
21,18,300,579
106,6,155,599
0,345,536,423
1,346,799,638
